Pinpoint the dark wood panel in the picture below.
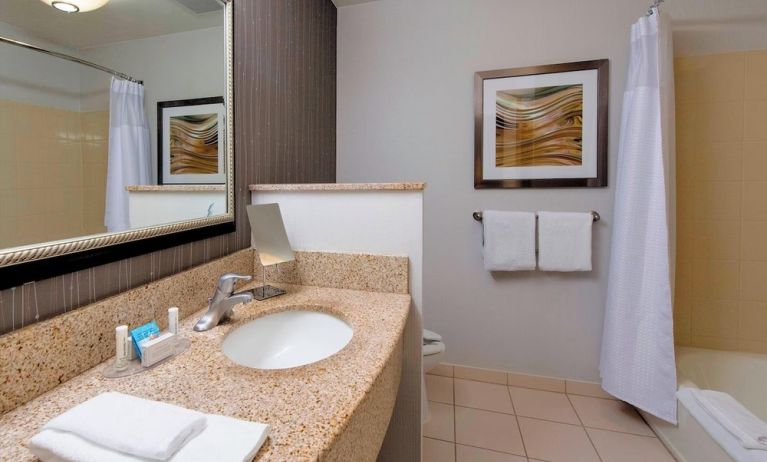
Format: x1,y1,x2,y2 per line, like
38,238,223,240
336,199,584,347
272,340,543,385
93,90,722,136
0,0,337,335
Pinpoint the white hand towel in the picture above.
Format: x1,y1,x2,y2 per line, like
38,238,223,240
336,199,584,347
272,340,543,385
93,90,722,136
43,392,206,461
482,210,536,271
691,389,767,451
30,414,270,462
537,212,593,272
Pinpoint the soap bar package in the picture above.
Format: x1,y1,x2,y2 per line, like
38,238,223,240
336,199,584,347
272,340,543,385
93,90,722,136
130,321,161,359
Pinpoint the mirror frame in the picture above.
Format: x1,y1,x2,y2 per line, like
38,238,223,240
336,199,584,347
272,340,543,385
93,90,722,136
0,0,235,289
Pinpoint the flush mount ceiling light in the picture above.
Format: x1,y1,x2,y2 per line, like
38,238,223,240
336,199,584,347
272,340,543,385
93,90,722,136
41,0,110,13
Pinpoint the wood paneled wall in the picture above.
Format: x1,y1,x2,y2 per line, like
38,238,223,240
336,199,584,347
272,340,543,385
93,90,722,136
0,0,337,335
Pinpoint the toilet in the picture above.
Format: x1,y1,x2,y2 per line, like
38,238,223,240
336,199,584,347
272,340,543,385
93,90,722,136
423,329,445,372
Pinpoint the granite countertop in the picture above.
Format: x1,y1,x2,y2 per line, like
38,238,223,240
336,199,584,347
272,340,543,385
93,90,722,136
249,183,425,191
126,185,227,192
0,283,410,461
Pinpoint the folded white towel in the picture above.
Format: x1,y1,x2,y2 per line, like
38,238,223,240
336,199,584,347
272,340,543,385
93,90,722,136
482,211,536,271
43,392,206,461
537,211,593,272
30,414,270,462
690,389,767,451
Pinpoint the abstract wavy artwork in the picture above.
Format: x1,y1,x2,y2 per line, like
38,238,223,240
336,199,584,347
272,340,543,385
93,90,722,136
169,113,219,174
495,84,583,167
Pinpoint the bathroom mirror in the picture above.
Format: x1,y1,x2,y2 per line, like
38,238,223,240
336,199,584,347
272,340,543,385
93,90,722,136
0,0,234,287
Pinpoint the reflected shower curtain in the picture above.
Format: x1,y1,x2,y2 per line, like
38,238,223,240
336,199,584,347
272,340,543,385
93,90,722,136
105,77,152,232
600,9,677,424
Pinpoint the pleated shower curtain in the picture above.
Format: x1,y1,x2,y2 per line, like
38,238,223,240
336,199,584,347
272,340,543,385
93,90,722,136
104,77,152,232
599,9,677,424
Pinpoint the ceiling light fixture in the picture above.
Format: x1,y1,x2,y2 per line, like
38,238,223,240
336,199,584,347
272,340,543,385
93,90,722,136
41,0,110,13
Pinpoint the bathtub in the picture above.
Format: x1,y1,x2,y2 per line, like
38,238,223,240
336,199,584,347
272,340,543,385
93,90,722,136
640,346,767,462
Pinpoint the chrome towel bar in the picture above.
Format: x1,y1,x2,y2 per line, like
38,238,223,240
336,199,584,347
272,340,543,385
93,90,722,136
473,210,600,222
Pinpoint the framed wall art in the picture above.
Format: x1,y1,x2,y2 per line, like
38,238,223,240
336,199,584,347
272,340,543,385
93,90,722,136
474,59,608,188
158,96,226,184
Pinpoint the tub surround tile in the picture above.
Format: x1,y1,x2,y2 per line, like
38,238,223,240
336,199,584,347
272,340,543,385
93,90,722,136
257,250,408,294
0,283,410,462
249,182,425,191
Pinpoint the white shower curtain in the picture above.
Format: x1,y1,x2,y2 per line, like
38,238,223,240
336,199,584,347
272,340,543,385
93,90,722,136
104,78,152,232
600,9,677,424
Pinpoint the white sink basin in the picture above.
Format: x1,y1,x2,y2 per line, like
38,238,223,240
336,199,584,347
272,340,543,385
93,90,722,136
221,310,353,369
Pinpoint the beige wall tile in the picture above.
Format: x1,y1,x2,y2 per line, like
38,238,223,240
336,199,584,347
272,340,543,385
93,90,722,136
691,299,739,338
741,261,767,302
691,335,739,351
695,53,745,103
692,181,742,221
737,340,767,354
744,101,767,142
454,365,507,385
674,57,701,104
697,101,743,143
745,50,767,100
695,141,742,182
691,259,740,300
743,182,767,220
507,372,565,393
692,220,741,260
674,296,692,340
565,380,616,400
743,142,767,181
741,221,767,261
738,301,767,341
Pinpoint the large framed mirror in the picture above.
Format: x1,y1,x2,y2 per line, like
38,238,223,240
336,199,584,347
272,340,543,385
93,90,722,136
0,0,234,288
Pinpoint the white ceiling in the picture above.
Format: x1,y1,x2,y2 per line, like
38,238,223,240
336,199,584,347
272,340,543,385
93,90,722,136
0,0,223,49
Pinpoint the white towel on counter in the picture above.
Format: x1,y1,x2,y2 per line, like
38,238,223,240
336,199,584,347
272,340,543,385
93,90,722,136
482,210,536,271
537,212,593,272
30,414,270,462
691,389,767,451
42,392,206,461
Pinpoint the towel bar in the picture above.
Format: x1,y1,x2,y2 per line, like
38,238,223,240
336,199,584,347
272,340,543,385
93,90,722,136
472,211,600,222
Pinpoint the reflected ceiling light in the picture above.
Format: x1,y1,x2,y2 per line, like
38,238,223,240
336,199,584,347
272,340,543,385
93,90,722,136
41,0,110,13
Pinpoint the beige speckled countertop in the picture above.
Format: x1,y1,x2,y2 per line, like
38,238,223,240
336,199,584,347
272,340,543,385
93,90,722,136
249,183,425,191
126,185,226,192
0,283,410,462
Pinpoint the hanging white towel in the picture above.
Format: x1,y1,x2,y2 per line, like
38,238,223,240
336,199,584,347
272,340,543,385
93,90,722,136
599,8,678,424
691,389,767,451
30,414,270,462
537,212,593,272
42,392,206,461
482,211,536,271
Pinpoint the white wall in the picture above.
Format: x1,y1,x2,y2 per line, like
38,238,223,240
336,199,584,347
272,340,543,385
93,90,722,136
0,21,82,110
78,26,226,181
336,0,652,381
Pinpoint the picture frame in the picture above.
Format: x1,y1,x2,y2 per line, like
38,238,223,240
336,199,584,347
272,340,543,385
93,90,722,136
157,96,226,185
474,59,608,188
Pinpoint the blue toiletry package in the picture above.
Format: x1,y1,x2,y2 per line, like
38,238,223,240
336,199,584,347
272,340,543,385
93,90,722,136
130,321,161,359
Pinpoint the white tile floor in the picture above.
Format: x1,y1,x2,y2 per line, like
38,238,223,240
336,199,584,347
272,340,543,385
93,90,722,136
423,371,676,462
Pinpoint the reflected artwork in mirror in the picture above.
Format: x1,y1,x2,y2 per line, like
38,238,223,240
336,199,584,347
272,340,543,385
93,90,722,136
0,0,234,286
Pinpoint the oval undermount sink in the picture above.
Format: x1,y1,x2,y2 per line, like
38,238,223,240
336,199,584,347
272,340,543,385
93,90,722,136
222,310,353,369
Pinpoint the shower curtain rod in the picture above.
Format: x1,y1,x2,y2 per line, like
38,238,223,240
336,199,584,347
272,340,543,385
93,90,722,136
0,35,143,85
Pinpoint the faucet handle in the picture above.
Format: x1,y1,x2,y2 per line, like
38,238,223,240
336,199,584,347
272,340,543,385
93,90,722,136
216,273,253,296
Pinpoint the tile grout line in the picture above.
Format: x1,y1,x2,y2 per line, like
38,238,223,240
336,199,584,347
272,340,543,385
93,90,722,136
566,393,604,462
506,379,529,459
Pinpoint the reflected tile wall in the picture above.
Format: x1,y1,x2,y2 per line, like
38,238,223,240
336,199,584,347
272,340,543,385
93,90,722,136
674,50,767,354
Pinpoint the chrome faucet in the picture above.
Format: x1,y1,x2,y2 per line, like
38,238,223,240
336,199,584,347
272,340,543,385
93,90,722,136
193,273,254,332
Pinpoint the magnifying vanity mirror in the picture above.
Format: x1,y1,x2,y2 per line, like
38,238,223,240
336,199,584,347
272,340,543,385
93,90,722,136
0,0,234,287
